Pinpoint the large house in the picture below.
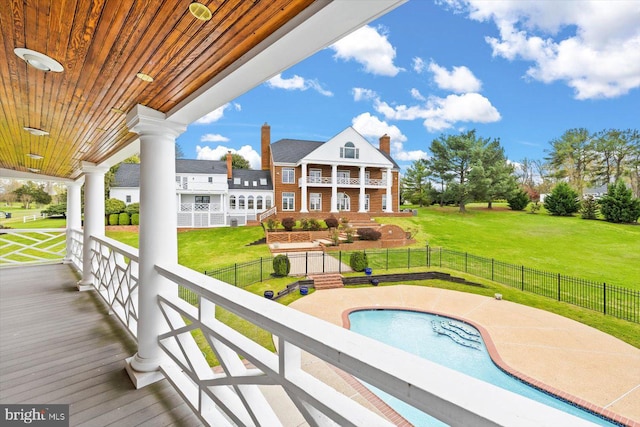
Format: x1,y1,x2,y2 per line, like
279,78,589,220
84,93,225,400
111,124,400,227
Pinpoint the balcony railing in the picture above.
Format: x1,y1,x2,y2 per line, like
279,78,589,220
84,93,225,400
299,177,386,187
2,228,591,426
0,228,67,265
180,203,222,212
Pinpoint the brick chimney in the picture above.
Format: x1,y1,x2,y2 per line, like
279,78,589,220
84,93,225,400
226,151,232,179
379,134,390,154
261,122,271,171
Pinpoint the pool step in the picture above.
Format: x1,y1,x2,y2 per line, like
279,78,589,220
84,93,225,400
431,320,482,350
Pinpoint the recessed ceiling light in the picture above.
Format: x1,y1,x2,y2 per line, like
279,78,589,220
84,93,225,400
14,48,64,72
24,127,49,136
27,153,44,160
189,3,212,21
136,72,154,82
110,107,125,114
28,168,41,173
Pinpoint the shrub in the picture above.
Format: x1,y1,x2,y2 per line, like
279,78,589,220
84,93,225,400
266,218,280,231
41,203,67,218
308,218,321,231
580,195,599,220
125,202,140,215
108,213,119,225
299,218,310,230
599,180,640,223
344,226,355,243
328,228,340,246
131,213,140,225
543,182,580,216
358,228,382,241
281,217,296,231
349,251,368,272
324,216,339,229
529,201,541,214
272,254,291,277
118,212,130,225
507,190,530,211
105,198,126,215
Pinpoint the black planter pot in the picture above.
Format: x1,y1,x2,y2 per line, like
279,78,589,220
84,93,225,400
264,290,274,299
370,278,379,286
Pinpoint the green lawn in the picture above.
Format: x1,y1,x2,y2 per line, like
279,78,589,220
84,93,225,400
378,203,640,289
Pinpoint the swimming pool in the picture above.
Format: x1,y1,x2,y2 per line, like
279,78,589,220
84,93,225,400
349,309,617,426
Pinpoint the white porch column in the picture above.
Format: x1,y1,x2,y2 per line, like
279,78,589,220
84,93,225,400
64,180,82,264
330,164,338,213
125,104,186,388
359,166,366,213
385,168,393,213
300,162,308,213
78,163,107,290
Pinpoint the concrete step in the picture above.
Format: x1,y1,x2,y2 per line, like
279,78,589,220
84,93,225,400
308,274,344,290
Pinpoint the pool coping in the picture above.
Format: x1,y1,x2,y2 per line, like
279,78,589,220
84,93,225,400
341,306,638,427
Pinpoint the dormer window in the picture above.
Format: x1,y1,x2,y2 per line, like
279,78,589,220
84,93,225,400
340,142,359,159
233,177,240,185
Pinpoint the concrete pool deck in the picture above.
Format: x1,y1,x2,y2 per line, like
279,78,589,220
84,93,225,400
289,285,640,426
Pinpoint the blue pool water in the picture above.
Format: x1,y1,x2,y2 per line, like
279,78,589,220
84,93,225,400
349,310,616,426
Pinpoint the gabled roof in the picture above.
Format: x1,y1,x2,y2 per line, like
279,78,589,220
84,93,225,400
228,170,273,190
112,163,141,188
112,159,228,188
270,139,323,164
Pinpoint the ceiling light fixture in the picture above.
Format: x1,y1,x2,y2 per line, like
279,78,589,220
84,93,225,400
27,153,44,160
136,72,154,82
14,48,64,72
189,2,212,21
24,127,49,136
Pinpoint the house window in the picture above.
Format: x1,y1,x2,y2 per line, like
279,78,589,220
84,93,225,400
230,195,236,209
256,196,263,210
310,193,322,211
282,168,295,184
126,195,131,203
248,196,254,210
382,194,387,211
382,171,388,183
233,177,241,185
337,170,350,185
265,196,272,209
260,178,267,186
309,169,322,183
364,194,370,211
340,142,359,159
338,192,350,211
208,177,213,183
282,192,295,211
195,196,210,204
238,195,246,210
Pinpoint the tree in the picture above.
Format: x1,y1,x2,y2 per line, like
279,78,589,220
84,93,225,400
579,195,599,220
13,181,52,208
599,180,640,223
105,198,126,215
546,128,595,196
543,182,580,216
469,140,517,208
401,159,432,206
175,142,185,159
507,190,530,211
428,130,492,212
220,153,250,170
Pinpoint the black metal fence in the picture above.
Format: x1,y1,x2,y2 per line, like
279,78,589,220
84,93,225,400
197,247,639,324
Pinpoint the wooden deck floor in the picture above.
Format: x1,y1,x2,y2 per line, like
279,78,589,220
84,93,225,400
0,263,202,426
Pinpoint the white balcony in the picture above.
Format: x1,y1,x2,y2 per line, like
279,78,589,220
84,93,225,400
299,176,386,188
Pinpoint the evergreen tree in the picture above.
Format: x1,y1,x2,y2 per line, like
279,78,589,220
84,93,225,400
543,182,580,216
599,180,640,223
580,195,599,220
469,140,517,208
401,159,432,206
220,153,251,169
507,190,530,211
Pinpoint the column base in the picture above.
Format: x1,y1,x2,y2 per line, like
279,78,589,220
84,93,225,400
125,355,165,389
77,279,93,292
299,209,309,213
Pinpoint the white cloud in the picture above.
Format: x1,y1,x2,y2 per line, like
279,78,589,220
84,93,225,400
373,93,501,132
266,73,333,96
351,113,427,162
194,103,240,124
410,88,426,101
428,61,482,93
352,87,378,102
200,134,229,143
195,144,261,170
413,57,426,73
331,25,403,76
440,0,640,99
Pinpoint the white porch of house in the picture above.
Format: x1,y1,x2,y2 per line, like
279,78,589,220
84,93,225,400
177,193,273,228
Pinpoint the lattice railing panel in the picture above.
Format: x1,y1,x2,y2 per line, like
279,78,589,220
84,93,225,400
0,229,67,266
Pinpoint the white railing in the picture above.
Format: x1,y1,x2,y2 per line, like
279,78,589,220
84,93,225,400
90,235,139,337
300,176,386,187
68,228,84,270
258,206,277,222
180,203,223,212
0,228,67,266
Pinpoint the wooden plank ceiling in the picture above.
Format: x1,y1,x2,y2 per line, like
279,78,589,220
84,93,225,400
0,0,315,180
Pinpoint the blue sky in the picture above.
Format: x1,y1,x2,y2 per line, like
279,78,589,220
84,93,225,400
177,0,640,172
